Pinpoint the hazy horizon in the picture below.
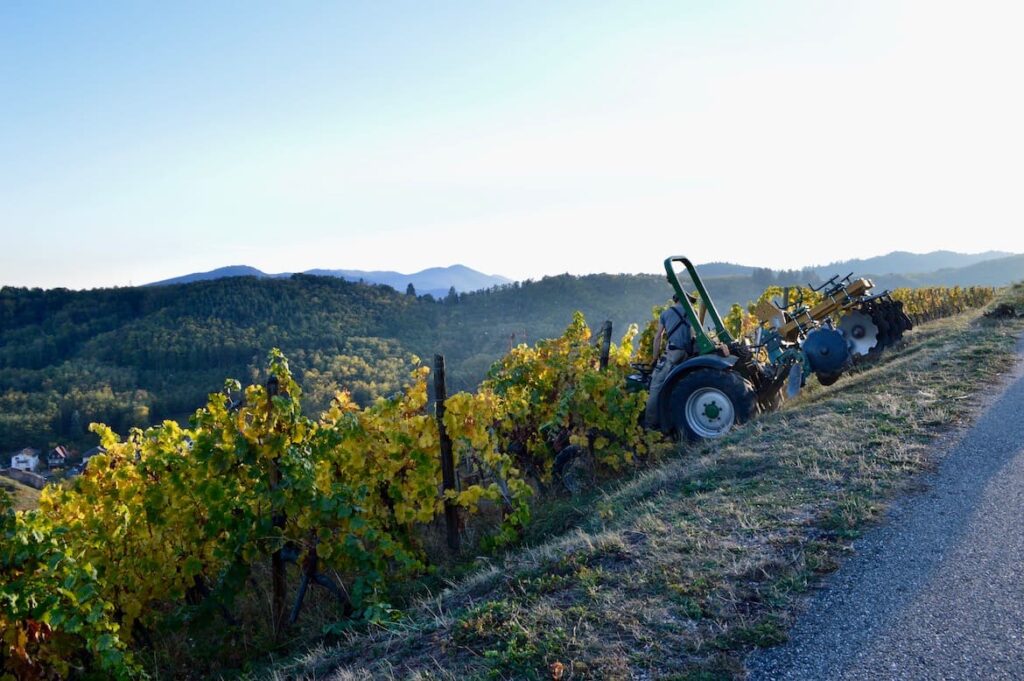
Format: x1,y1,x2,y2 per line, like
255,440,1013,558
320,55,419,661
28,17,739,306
3,247,1019,292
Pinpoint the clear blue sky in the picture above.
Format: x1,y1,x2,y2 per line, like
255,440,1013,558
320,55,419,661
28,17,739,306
2,1,1022,289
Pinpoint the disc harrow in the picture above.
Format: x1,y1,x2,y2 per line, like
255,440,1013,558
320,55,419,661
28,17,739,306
753,272,918,387
629,257,927,442
845,294,913,359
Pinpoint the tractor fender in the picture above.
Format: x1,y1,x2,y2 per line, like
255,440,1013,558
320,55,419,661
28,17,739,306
656,355,739,422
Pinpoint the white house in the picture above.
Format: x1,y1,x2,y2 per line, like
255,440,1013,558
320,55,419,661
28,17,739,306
11,448,41,472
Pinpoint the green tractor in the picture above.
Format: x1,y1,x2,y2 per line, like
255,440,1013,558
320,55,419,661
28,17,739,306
628,256,912,441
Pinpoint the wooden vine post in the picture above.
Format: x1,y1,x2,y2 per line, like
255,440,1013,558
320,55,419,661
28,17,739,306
266,374,288,639
589,320,613,456
433,354,461,551
597,319,612,370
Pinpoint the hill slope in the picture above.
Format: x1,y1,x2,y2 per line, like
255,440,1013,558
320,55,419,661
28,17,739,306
0,273,677,452
0,476,40,511
270,293,1024,680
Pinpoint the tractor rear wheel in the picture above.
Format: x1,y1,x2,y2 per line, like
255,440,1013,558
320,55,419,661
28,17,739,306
662,369,757,442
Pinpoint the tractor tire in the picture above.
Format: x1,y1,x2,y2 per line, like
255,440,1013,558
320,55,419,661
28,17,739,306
662,369,757,443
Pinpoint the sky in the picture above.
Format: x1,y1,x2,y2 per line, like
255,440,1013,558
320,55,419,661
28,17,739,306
2,1,1023,289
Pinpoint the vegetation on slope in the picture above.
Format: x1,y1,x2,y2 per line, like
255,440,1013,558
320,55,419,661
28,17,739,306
270,287,1024,680
0,272,781,455
1,310,666,680
0,277,1008,679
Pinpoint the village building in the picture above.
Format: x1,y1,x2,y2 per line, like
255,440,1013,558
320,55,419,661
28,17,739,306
81,446,106,466
48,445,70,468
10,447,41,472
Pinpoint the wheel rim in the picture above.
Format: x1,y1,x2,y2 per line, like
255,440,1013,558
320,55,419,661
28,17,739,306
684,387,736,439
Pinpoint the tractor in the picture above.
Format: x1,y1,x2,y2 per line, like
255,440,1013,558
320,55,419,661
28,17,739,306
628,256,913,441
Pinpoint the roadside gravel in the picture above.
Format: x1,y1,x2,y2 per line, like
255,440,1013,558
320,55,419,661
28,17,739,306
746,339,1024,680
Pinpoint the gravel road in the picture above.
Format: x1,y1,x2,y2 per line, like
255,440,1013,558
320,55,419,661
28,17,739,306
746,339,1024,680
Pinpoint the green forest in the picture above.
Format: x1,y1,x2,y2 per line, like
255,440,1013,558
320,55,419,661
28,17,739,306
0,271,783,456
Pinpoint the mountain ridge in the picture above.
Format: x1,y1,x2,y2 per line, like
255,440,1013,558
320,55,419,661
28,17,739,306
810,250,1015,278
147,264,512,297
695,250,1018,280
140,250,1023,298
870,254,1024,289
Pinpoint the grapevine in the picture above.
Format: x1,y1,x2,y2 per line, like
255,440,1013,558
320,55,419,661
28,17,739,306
484,312,650,478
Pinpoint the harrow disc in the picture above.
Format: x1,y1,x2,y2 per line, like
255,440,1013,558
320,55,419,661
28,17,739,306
870,304,893,350
894,300,914,331
839,310,879,357
883,304,899,342
881,300,906,343
803,327,851,375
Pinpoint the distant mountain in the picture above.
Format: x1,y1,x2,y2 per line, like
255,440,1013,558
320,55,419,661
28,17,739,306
694,262,757,277
146,265,275,286
812,250,1013,278
305,264,511,298
148,264,511,297
693,251,1022,288
139,250,1024,297
871,254,1024,289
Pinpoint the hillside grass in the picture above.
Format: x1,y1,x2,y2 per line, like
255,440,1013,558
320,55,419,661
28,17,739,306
0,476,40,511
262,287,1024,681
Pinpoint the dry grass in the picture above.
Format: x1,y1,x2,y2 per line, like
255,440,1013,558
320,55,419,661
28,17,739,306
255,288,1024,681
0,476,40,511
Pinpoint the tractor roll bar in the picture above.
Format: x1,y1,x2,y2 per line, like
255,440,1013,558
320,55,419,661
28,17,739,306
663,256,734,355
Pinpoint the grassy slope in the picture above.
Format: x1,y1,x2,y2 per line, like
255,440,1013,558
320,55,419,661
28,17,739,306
268,288,1024,681
0,476,40,511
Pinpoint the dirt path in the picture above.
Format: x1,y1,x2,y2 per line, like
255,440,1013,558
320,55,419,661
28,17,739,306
746,340,1024,680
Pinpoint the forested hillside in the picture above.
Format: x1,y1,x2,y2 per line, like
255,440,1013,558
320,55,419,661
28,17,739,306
4,262,1014,457
3,272,756,454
